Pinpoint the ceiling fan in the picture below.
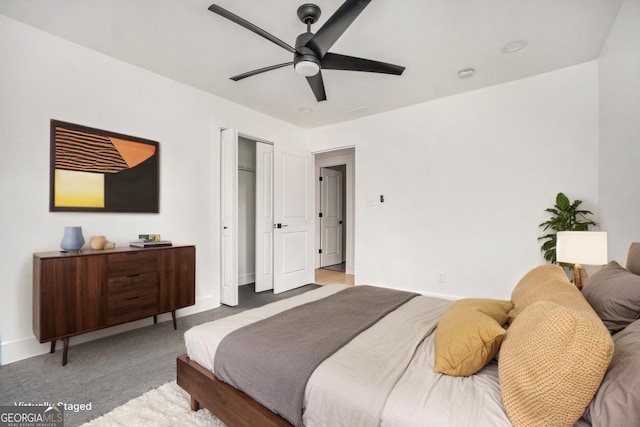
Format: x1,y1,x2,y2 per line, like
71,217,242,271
208,1,406,102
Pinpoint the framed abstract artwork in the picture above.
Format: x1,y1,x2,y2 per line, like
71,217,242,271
50,120,160,213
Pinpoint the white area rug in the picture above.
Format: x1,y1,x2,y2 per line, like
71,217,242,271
81,381,226,427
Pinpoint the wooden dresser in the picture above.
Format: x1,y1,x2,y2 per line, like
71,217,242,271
33,245,196,365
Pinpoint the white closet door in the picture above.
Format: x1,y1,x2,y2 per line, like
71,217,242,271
273,144,315,293
320,167,343,267
255,142,274,292
220,128,238,306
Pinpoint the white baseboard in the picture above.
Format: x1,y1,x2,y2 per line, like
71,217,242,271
0,295,219,366
238,273,255,286
354,282,461,301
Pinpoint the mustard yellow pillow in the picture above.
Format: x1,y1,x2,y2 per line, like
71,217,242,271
433,298,513,376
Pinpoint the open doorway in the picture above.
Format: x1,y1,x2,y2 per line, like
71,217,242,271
314,148,355,285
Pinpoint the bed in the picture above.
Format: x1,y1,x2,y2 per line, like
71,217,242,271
177,243,640,427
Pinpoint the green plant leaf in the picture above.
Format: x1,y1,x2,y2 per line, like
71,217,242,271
538,192,597,264
556,192,570,210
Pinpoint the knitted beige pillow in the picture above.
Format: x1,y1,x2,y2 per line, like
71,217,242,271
509,264,575,320
499,300,613,427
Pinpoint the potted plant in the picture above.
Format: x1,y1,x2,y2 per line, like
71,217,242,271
538,192,597,265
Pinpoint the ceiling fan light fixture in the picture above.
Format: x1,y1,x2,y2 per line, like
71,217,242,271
295,60,320,77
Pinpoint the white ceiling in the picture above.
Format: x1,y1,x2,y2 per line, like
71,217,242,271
0,0,624,129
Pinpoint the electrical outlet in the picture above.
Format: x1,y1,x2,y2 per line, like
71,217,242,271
437,272,446,283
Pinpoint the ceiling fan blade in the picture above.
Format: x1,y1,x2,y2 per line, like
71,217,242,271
306,72,327,102
321,53,405,75
306,0,371,58
208,4,296,54
230,62,293,81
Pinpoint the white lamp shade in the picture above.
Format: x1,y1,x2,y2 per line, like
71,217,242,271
556,231,608,265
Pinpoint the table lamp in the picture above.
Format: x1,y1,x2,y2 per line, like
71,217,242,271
556,231,607,290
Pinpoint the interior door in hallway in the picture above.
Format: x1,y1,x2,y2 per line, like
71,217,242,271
319,167,343,267
273,144,315,293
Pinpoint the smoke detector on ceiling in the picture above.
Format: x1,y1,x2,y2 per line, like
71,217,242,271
458,68,476,79
502,40,528,54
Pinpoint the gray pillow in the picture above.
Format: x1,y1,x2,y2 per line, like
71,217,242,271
627,242,640,275
582,319,640,426
582,261,640,333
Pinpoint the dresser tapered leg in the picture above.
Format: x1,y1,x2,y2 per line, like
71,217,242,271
172,310,177,330
62,338,69,366
50,340,56,353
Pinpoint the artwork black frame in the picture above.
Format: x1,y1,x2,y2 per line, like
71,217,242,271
50,120,159,213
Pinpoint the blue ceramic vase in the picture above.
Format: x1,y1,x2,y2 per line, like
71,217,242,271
60,226,85,252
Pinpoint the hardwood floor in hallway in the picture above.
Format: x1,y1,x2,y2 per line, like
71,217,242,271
314,268,354,285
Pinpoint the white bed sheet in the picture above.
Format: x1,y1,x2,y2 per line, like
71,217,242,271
381,333,510,427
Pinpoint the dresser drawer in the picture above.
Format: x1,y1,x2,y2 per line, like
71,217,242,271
108,251,158,277
107,290,158,325
107,272,158,296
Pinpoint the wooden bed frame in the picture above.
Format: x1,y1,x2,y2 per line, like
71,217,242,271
176,354,292,427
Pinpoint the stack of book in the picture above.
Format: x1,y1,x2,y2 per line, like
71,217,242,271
129,234,172,248
129,240,173,248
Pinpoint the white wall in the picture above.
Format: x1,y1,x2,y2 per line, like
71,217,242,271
598,0,640,263
0,15,306,365
1,9,618,364
308,63,600,299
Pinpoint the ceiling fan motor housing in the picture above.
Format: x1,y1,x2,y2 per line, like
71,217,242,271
294,33,321,76
297,4,321,24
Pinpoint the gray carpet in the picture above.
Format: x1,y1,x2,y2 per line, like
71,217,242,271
0,283,319,427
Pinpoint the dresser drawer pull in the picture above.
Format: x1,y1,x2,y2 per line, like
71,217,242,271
127,274,141,278
126,296,140,301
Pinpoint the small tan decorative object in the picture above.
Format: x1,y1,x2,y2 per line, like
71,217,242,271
104,242,116,249
89,235,107,250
